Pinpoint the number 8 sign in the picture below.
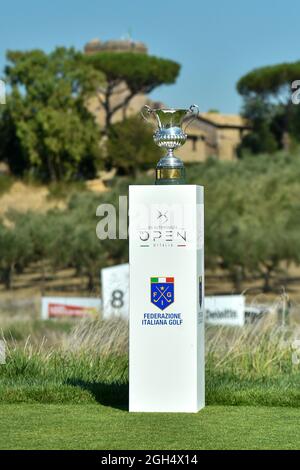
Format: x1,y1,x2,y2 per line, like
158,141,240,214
111,289,125,309
101,264,129,319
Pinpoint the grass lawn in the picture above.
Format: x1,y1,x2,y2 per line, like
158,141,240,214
2,323,300,450
1,404,300,450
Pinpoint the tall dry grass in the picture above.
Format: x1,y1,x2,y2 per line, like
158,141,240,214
206,321,298,378
1,314,299,382
1,316,300,405
61,316,299,378
63,318,128,356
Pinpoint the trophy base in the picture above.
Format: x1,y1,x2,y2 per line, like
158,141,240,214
155,167,185,185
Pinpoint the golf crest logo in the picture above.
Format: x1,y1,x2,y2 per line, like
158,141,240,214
151,277,174,310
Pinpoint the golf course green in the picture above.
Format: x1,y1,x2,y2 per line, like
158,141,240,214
1,404,300,450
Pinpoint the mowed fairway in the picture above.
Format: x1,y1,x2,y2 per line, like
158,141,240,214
1,404,300,450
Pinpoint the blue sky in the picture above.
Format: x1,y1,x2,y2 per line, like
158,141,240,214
1,0,300,114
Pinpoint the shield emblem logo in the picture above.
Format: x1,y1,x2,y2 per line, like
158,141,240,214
151,277,174,311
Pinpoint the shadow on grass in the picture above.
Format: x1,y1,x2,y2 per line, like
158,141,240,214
66,379,129,411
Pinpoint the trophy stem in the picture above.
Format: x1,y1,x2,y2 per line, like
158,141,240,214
155,149,185,185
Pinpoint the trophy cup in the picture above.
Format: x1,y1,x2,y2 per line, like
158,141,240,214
141,104,199,185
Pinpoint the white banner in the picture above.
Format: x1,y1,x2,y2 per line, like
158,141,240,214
41,297,101,320
205,295,245,326
101,264,129,319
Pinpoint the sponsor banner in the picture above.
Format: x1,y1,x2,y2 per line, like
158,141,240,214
205,295,245,326
101,264,129,319
41,297,101,319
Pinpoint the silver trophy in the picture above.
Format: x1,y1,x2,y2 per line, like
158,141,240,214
141,104,199,184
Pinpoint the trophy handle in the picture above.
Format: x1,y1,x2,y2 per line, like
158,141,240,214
141,105,156,125
183,104,200,132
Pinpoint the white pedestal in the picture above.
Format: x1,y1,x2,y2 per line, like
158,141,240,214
129,185,205,413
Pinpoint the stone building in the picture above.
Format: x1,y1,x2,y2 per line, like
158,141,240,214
178,112,250,162
84,38,250,161
84,38,148,55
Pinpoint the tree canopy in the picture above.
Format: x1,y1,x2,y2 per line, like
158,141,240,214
188,153,300,292
236,60,300,155
0,47,181,179
237,61,300,98
106,115,162,176
1,47,104,181
85,52,180,129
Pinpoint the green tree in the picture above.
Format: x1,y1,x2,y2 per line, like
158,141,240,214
237,96,278,155
237,61,300,153
106,115,162,176
2,48,104,181
0,105,25,175
0,221,33,289
8,210,57,292
46,190,128,290
85,52,180,130
250,162,300,292
188,154,300,293
237,61,300,98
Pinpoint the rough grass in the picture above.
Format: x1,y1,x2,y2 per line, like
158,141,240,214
1,318,300,407
1,319,73,345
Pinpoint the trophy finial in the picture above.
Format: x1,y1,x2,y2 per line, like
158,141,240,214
141,105,199,185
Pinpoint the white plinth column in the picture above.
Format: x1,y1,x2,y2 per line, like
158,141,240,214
129,185,205,413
